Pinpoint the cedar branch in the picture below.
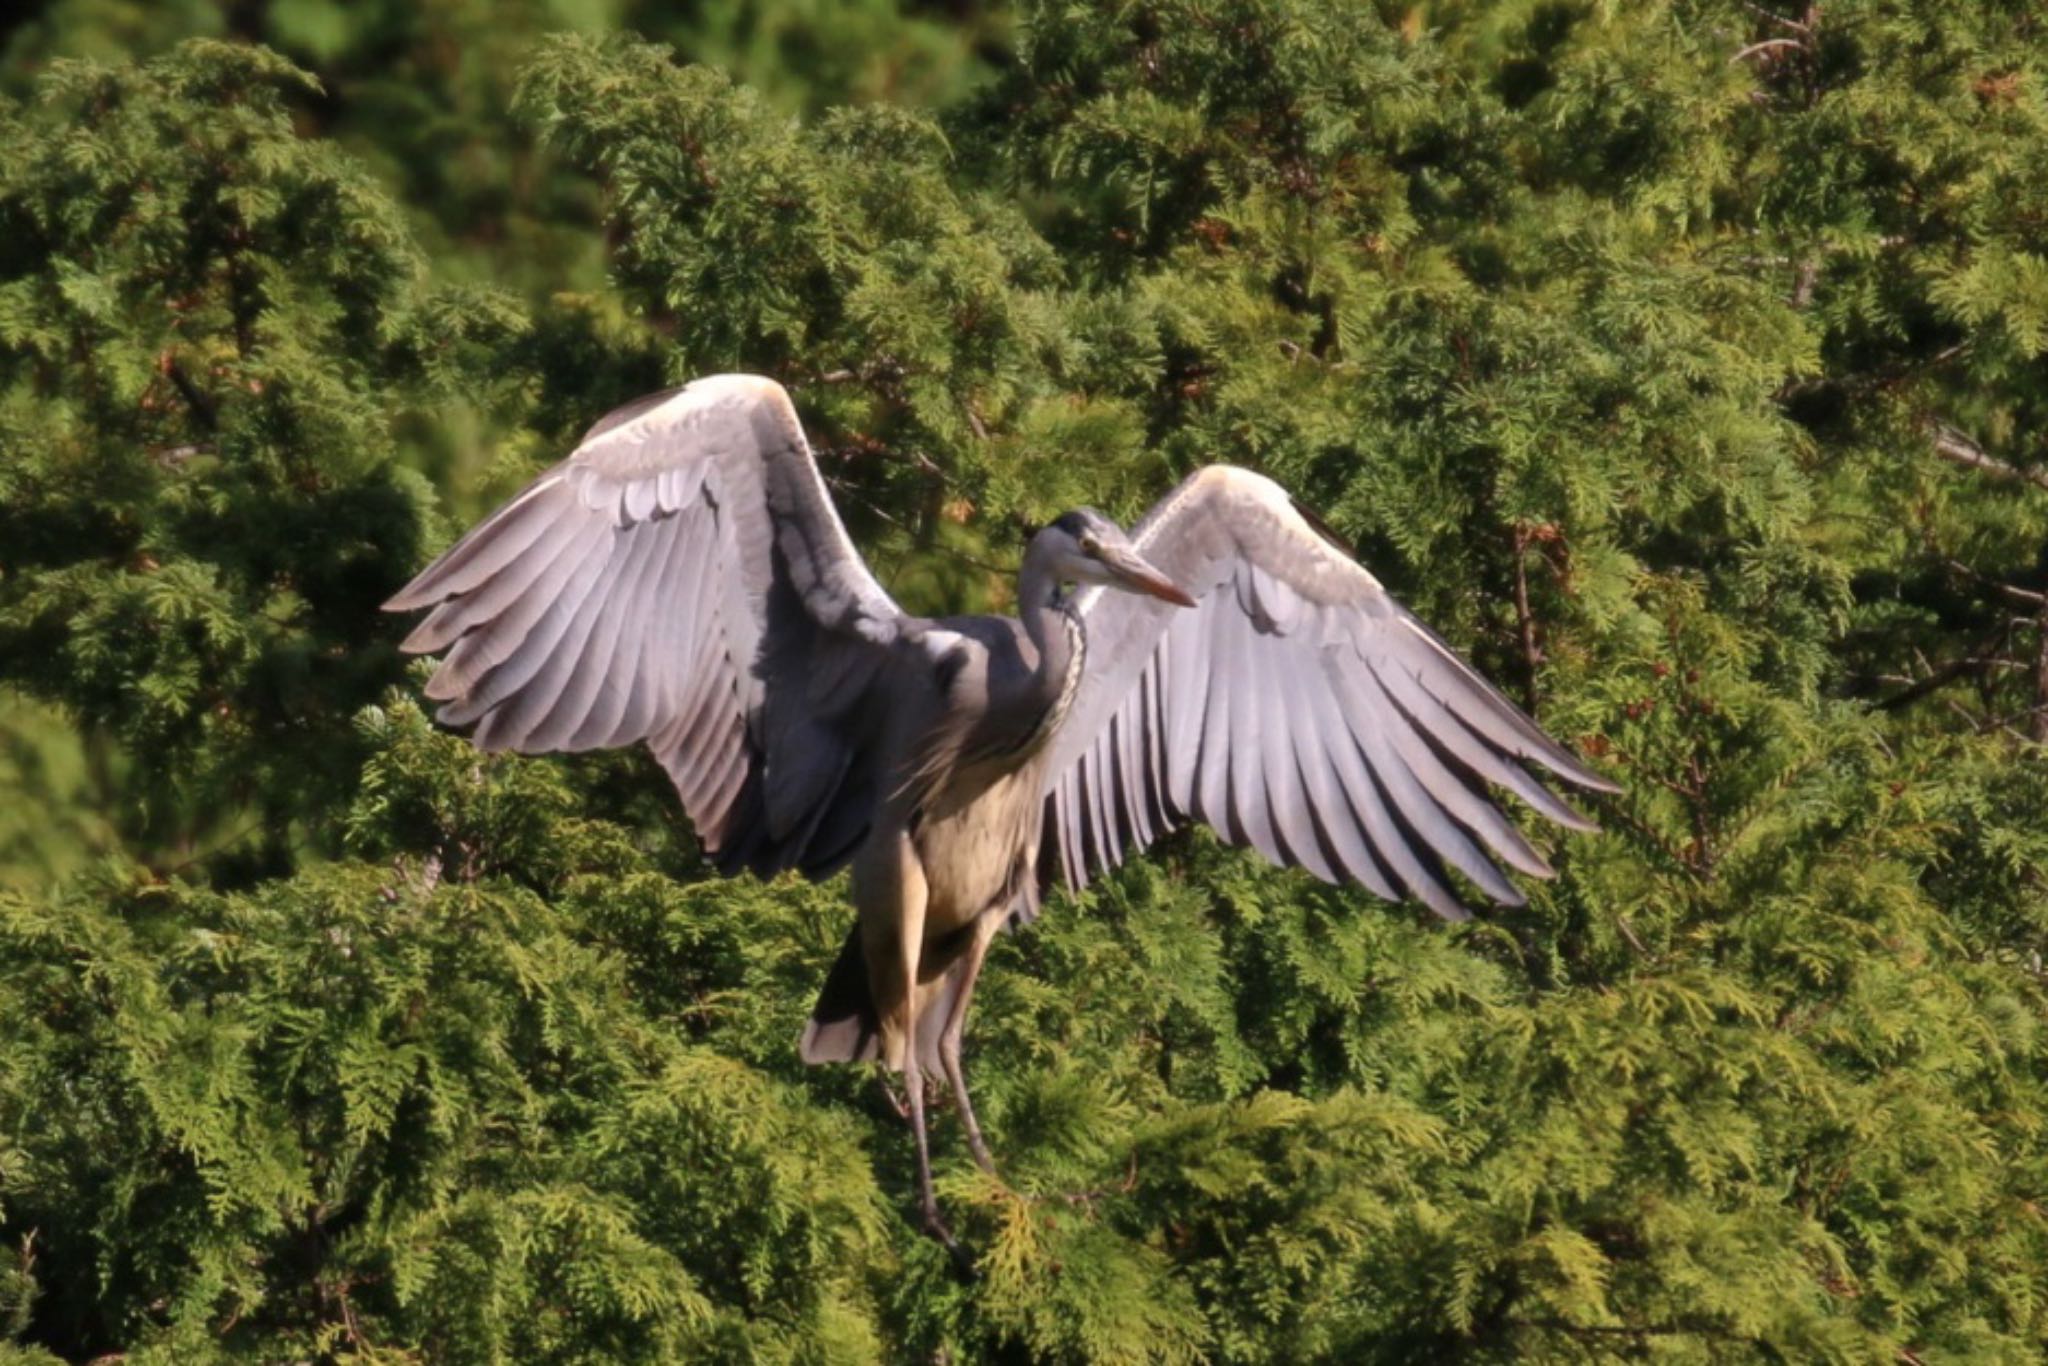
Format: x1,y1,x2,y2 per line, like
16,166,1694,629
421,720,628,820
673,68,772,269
1928,423,2048,494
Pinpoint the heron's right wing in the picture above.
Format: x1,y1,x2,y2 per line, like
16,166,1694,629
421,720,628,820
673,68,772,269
385,373,917,879
1036,465,1617,919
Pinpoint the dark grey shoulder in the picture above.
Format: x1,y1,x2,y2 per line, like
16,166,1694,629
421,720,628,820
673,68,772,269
927,614,1032,671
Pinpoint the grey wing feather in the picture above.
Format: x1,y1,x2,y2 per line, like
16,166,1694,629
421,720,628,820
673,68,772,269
385,373,913,878
1039,464,1618,918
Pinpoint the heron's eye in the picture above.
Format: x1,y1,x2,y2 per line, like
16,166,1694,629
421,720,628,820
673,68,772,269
1080,535,1101,556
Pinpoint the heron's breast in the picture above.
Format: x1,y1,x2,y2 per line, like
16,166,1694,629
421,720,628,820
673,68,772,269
912,767,1044,937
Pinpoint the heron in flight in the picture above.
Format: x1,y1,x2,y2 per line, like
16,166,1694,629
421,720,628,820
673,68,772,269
385,374,1615,1252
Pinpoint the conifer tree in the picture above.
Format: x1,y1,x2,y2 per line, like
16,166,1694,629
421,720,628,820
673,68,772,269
4,5,2048,1361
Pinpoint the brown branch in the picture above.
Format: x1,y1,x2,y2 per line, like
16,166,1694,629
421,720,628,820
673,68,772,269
148,441,214,470
1742,2,1812,31
1773,335,1959,403
1943,557,2047,607
1684,750,1715,875
1731,37,1804,63
1878,654,2004,712
1927,423,2048,494
1511,524,1542,715
1507,1315,1759,1344
2033,597,2048,745
1615,915,1649,958
1791,259,1819,308
819,473,1017,579
164,358,218,431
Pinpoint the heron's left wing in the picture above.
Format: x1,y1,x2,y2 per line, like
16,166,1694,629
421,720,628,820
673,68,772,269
1036,465,1617,919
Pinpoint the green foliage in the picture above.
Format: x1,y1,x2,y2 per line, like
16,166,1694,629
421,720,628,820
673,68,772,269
5,4,2048,1361
0,40,523,866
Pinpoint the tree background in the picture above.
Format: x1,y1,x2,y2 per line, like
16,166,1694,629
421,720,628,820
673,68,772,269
3,1,2047,1360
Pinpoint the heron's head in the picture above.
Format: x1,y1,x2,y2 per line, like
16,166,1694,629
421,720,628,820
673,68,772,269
1035,509,1197,607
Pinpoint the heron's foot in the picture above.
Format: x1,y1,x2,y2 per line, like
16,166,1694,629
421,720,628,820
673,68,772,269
964,1126,997,1177
919,1203,978,1281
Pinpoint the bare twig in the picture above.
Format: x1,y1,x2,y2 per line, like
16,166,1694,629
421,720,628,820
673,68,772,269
1943,558,2048,607
1791,259,1819,308
1742,2,1812,30
1732,38,1804,63
148,442,214,470
164,358,218,431
1508,1315,1760,1344
1927,423,2048,494
1615,915,1650,958
1878,654,2005,712
1511,524,1542,715
2033,597,2048,744
820,473,1017,578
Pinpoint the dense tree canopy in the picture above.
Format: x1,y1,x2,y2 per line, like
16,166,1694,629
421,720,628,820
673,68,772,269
3,2,2046,1361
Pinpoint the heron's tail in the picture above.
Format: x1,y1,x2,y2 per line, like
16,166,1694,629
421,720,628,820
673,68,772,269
798,926,977,1076
799,928,882,1066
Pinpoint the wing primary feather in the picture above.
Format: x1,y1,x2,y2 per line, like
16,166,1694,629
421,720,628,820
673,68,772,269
661,649,741,805
1247,647,1311,872
533,518,670,751
1163,606,1207,812
1390,616,1617,792
613,515,706,744
1072,752,1102,874
672,671,742,804
385,474,569,612
1115,693,1154,849
1350,743,1470,920
1055,770,1086,891
568,514,679,749
471,536,623,750
1341,673,1525,905
1316,712,1419,904
1285,673,1392,888
655,514,720,717
1266,658,1340,882
1367,667,1554,879
438,524,615,729
1140,654,1174,831
1372,661,1597,833
697,719,754,836
423,517,609,702
1195,604,1235,832
666,580,746,794
1108,718,1140,855
1087,741,1123,871
1221,603,1281,862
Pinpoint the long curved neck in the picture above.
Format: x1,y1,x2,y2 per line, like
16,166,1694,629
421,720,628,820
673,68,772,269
1012,535,1085,744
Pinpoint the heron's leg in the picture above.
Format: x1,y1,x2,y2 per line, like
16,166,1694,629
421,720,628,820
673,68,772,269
939,913,1003,1175
902,1034,965,1261
858,833,970,1271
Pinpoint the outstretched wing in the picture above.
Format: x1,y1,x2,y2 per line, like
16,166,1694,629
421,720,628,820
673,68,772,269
385,373,915,879
1037,465,1617,919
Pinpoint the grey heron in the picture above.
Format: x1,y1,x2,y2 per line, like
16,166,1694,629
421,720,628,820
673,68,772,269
384,373,1616,1253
